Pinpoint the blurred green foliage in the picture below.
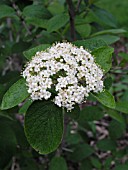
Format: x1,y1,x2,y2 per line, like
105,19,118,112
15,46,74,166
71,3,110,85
0,0,128,169
97,0,128,28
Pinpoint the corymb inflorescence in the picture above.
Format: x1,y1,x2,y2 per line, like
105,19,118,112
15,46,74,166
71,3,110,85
22,42,104,111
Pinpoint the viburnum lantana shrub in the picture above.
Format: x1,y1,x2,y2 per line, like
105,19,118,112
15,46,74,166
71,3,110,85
22,42,103,111
1,40,115,154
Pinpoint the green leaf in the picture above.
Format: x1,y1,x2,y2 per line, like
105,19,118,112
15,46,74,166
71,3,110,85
24,100,64,154
78,106,104,124
97,139,117,151
118,52,128,61
65,124,83,145
20,159,39,170
0,84,6,102
106,109,125,124
75,15,89,25
0,111,13,120
0,54,6,70
91,157,102,169
0,5,15,19
104,76,113,90
80,159,93,170
19,99,33,114
92,90,116,109
0,71,20,84
92,35,120,45
26,18,48,29
47,13,69,33
114,164,128,170
0,117,17,168
104,156,113,169
91,29,126,37
1,78,29,110
76,24,91,38
92,6,117,28
73,38,107,51
23,4,52,29
12,121,29,148
23,44,50,60
70,143,94,162
12,41,31,54
48,2,65,15
23,5,51,19
66,104,80,120
92,46,114,73
49,157,68,170
39,31,61,44
121,90,128,101
97,0,128,28
115,101,128,114
108,120,125,139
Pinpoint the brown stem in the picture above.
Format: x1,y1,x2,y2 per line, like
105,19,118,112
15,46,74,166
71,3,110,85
66,0,76,41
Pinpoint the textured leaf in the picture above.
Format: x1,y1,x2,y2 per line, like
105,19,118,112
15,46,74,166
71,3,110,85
1,78,29,110
92,90,116,109
115,101,128,114
0,5,15,19
23,44,50,60
92,46,114,73
74,38,107,51
47,13,69,33
49,157,68,170
24,101,64,154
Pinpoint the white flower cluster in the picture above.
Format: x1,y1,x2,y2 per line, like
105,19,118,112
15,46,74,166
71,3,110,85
22,42,104,111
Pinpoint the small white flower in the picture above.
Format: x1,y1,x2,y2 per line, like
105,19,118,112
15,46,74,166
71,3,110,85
22,42,104,111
